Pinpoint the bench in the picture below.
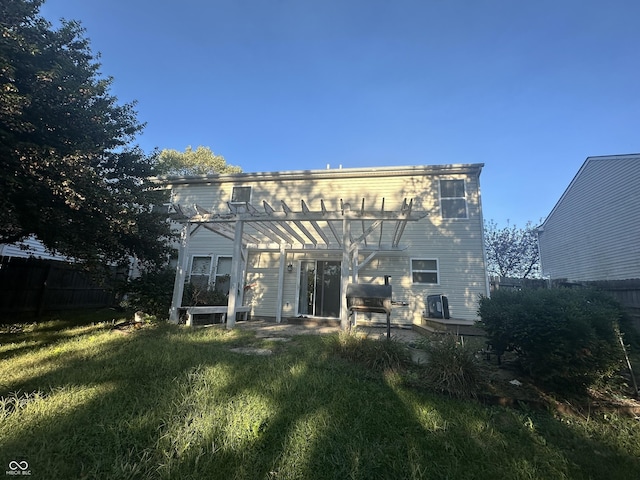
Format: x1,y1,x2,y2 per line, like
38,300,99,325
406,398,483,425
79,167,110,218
183,305,251,326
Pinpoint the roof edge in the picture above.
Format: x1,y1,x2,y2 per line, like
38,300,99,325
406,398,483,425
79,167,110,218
153,163,484,186
540,153,640,228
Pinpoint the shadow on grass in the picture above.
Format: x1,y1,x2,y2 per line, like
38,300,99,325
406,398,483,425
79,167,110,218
0,309,128,361
0,323,639,479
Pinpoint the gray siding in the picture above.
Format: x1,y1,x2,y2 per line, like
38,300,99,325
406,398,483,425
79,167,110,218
538,155,640,281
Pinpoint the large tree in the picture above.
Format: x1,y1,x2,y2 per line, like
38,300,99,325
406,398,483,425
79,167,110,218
156,146,242,176
484,220,541,279
0,0,171,269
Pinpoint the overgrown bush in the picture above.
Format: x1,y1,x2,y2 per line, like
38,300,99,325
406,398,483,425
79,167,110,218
182,283,228,306
123,268,175,320
328,330,411,372
419,335,483,398
478,288,625,393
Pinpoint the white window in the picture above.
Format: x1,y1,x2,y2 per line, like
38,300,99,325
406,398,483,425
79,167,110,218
189,256,213,289
411,259,439,284
214,256,232,295
440,179,467,219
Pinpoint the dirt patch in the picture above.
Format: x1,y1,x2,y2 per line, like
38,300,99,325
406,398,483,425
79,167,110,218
235,319,340,337
112,321,147,334
229,347,273,356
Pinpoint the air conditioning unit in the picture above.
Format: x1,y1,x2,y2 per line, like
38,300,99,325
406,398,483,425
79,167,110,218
426,294,450,319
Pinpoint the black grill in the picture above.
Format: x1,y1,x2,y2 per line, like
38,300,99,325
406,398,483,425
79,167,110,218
346,283,392,338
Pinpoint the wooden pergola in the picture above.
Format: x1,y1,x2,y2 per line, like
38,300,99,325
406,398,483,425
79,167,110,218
168,198,428,329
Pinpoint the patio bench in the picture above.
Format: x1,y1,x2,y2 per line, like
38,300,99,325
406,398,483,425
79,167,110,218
183,305,251,326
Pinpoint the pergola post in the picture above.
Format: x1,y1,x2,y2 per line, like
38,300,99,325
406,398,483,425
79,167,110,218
169,223,190,323
226,220,244,329
340,210,351,331
276,245,286,323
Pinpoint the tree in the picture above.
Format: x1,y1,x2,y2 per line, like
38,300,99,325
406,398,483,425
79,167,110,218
155,146,242,176
484,220,540,279
1,0,171,269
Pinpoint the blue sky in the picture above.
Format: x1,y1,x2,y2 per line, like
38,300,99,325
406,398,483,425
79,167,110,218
40,0,640,227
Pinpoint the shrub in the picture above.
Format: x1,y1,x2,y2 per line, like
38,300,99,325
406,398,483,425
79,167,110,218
420,334,483,398
478,288,625,393
182,283,228,306
123,268,175,320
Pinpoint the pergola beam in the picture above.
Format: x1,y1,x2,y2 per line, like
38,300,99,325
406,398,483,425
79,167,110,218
169,196,428,330
282,200,318,244
302,199,331,244
188,209,425,223
264,201,308,244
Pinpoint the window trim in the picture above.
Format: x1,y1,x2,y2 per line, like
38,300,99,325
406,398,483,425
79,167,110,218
439,179,468,219
213,255,233,294
230,186,252,204
189,255,213,287
411,258,440,285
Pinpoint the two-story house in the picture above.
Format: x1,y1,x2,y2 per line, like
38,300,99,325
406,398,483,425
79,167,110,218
162,163,489,329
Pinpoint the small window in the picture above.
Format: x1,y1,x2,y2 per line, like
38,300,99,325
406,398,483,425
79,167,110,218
214,256,232,295
412,259,439,284
440,179,467,219
190,256,212,289
231,186,251,203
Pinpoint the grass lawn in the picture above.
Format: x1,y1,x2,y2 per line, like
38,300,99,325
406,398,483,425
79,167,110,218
1,311,639,479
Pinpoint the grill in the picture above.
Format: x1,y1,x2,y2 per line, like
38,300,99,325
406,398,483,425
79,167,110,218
346,283,392,338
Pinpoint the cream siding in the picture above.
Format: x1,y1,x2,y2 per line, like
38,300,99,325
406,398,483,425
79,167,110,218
539,155,640,282
167,164,488,323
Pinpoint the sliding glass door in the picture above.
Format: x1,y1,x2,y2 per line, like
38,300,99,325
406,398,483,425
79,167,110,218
298,260,341,318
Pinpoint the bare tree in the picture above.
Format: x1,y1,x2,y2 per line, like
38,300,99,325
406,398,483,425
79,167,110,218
484,220,540,279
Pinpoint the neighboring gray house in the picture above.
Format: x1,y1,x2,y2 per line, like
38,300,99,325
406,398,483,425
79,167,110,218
537,154,640,282
161,163,490,329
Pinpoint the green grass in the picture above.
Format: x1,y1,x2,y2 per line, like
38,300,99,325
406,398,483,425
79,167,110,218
1,313,639,479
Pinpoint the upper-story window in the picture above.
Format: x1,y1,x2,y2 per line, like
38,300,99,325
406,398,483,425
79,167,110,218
231,186,251,204
440,179,467,219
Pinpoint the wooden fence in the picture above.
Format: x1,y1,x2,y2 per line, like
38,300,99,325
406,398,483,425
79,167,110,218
582,279,640,330
490,276,640,330
0,257,123,318
489,276,547,292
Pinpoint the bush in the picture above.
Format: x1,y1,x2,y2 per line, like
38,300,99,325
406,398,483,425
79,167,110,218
478,288,625,393
419,335,483,398
182,283,228,306
123,268,175,320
